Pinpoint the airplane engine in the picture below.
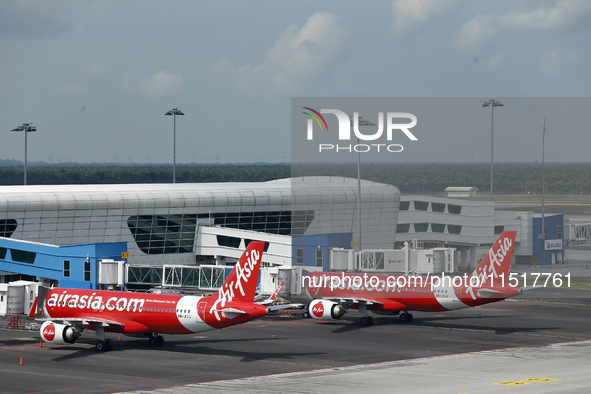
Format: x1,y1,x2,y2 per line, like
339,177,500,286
309,300,346,320
40,321,80,344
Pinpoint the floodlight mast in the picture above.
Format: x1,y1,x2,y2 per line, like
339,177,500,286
482,99,504,202
349,115,376,254
10,123,37,185
165,108,184,183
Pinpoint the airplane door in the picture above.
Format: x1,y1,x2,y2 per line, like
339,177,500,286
197,300,208,322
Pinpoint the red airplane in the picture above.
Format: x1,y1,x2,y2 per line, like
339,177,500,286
255,280,285,305
38,242,271,351
304,231,521,326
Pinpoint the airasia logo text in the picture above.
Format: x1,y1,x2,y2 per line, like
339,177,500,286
43,324,56,341
209,248,261,321
311,303,324,317
46,291,145,312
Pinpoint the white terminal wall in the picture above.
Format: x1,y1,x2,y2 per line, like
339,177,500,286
0,177,400,266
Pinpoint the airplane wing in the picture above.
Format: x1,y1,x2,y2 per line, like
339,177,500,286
37,315,151,333
267,303,305,312
213,307,248,319
477,287,524,298
477,288,503,298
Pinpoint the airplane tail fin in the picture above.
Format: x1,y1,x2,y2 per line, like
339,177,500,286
28,297,39,318
256,280,284,305
269,280,284,302
217,241,265,303
472,230,517,287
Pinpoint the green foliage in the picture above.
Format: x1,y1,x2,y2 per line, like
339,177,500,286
292,162,591,195
0,162,590,195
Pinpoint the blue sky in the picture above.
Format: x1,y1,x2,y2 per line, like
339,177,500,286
1,0,589,164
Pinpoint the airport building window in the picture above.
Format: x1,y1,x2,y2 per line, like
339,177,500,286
431,203,445,213
494,226,504,235
414,201,429,211
216,235,241,248
11,249,36,264
211,210,315,236
84,260,91,281
414,223,429,232
448,205,462,214
448,225,462,234
63,260,71,278
432,223,445,233
316,249,323,267
128,211,315,255
375,252,385,270
399,201,410,211
0,219,17,238
0,247,7,259
557,226,562,239
396,224,410,233
296,248,303,265
127,214,198,255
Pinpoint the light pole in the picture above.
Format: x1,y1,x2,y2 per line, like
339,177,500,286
10,123,37,185
539,118,547,241
165,108,184,183
349,114,376,253
482,99,504,201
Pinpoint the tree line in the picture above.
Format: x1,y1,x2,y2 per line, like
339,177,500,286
0,162,589,195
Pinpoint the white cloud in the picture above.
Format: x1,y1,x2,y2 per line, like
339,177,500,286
454,1,591,53
142,71,184,98
50,64,108,97
84,65,108,77
390,0,461,39
540,49,583,75
500,0,591,31
485,53,505,68
454,15,498,53
216,12,347,96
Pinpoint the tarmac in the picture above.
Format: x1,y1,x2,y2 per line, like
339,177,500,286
1,287,590,394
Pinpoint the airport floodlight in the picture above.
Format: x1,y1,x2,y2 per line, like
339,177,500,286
348,115,377,254
10,123,38,185
165,108,185,183
165,108,184,116
482,99,504,201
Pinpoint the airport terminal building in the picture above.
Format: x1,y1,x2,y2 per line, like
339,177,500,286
0,177,400,288
0,177,563,290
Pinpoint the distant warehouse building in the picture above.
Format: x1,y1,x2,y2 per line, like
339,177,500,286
445,187,479,198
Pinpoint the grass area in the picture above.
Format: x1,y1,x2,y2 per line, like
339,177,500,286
562,275,591,290
460,195,591,203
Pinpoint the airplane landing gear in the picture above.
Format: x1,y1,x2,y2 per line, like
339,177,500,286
95,325,112,351
399,312,413,323
358,302,374,326
96,339,113,351
148,334,164,346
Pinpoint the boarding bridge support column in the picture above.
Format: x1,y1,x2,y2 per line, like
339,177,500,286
460,247,468,269
469,246,477,270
